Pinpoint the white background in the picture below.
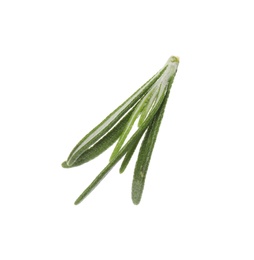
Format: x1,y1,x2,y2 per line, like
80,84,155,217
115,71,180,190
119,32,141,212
1,0,254,259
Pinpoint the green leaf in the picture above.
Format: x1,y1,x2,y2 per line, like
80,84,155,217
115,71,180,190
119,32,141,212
62,105,136,168
132,62,179,205
65,66,167,167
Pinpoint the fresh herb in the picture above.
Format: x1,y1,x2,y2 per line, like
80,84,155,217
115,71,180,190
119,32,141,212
62,56,179,205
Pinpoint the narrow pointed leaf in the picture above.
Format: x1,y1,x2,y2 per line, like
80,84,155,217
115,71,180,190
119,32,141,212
66,67,167,167
62,105,136,168
132,58,179,205
132,93,168,205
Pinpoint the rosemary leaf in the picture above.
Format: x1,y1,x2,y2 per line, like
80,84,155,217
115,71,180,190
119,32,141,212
132,63,178,205
62,105,136,168
131,94,168,205
66,67,167,167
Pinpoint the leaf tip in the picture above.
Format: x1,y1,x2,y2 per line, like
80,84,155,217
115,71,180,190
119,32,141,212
119,167,125,174
74,198,80,205
61,161,69,168
132,196,141,205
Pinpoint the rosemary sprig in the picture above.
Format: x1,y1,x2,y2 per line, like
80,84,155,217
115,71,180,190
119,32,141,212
62,56,179,205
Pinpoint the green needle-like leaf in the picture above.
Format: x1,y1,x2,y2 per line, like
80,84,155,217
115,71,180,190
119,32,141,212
132,94,168,205
62,105,136,168
66,67,167,167
132,64,178,205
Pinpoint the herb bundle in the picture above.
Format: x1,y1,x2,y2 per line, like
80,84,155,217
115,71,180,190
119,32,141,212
62,56,179,205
